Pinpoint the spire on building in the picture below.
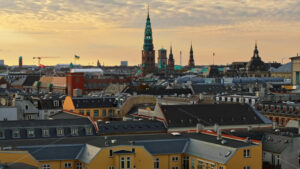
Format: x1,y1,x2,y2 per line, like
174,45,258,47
143,4,154,51
168,45,175,71
97,59,101,67
188,43,195,67
253,42,259,58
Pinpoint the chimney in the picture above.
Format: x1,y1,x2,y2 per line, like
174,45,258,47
196,123,204,133
272,121,278,129
214,124,221,140
298,121,300,135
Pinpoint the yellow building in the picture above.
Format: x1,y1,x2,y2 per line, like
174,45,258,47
291,55,300,85
63,96,120,120
0,131,262,169
0,150,41,169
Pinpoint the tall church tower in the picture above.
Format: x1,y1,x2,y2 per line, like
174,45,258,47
188,44,195,67
168,45,175,70
142,6,155,76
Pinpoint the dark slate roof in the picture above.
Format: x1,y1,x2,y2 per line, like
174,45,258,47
113,150,133,154
262,133,292,154
98,120,167,135
23,75,40,87
72,97,118,108
38,99,62,109
0,119,96,140
0,163,38,169
49,111,87,119
124,87,192,96
18,144,84,161
191,84,226,94
0,132,255,150
0,118,92,128
134,139,188,154
160,104,267,127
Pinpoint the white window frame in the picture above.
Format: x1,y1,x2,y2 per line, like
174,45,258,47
42,128,50,137
42,164,50,169
64,162,72,168
127,157,131,169
71,128,79,136
76,162,82,169
121,157,125,169
244,149,251,158
172,156,178,162
12,129,20,138
27,128,35,138
57,128,64,136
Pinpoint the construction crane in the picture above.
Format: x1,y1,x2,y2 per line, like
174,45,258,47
32,56,59,66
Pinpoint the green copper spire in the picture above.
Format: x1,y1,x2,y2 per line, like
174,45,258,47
143,5,154,51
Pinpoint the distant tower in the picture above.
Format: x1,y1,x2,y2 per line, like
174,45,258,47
188,44,195,67
142,5,155,76
158,48,167,71
19,56,22,68
97,59,101,67
168,45,175,70
180,51,182,66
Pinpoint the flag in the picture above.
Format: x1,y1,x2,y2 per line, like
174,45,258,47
40,64,46,68
74,55,80,60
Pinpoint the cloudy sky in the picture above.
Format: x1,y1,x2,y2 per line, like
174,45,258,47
0,0,300,66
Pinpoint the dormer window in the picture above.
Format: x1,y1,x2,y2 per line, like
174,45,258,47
12,129,20,138
71,128,78,136
42,128,50,137
27,129,35,138
53,100,59,107
85,127,93,135
0,129,5,139
57,128,64,136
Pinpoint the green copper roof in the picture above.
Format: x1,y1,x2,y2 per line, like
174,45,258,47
159,48,166,51
143,8,154,51
174,65,182,70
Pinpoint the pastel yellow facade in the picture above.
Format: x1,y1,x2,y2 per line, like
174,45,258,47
63,96,120,120
0,142,262,169
0,151,41,169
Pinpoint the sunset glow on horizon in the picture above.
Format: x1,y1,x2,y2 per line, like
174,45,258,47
0,0,300,66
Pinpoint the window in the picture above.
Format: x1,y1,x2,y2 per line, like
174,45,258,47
27,129,35,138
183,156,189,169
244,149,250,158
109,149,113,157
42,164,50,169
64,163,72,168
121,157,125,169
198,161,203,169
127,157,131,169
76,162,82,169
298,153,300,165
85,127,93,135
172,157,178,162
53,100,59,107
94,110,99,117
12,129,20,138
172,167,178,169
102,109,106,117
79,110,84,115
42,129,50,137
0,130,4,139
71,128,78,136
219,167,223,169
108,109,113,117
191,159,195,169
154,158,159,169
57,128,64,136
243,166,250,169
211,164,215,169
109,167,114,169
86,110,90,116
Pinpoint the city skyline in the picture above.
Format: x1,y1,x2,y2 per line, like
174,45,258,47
0,0,300,66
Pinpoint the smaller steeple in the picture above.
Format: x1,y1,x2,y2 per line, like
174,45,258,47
188,43,195,67
253,41,259,58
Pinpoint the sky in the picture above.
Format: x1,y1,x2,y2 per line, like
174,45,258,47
0,0,300,66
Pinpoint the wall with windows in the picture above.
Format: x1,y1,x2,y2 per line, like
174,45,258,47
0,151,41,169
227,144,262,169
75,108,119,120
88,146,154,169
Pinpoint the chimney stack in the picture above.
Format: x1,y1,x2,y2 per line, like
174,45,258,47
214,124,221,140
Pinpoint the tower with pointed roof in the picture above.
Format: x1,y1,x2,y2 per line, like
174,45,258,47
246,42,268,77
188,44,195,67
141,5,155,76
158,48,167,72
168,45,175,70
